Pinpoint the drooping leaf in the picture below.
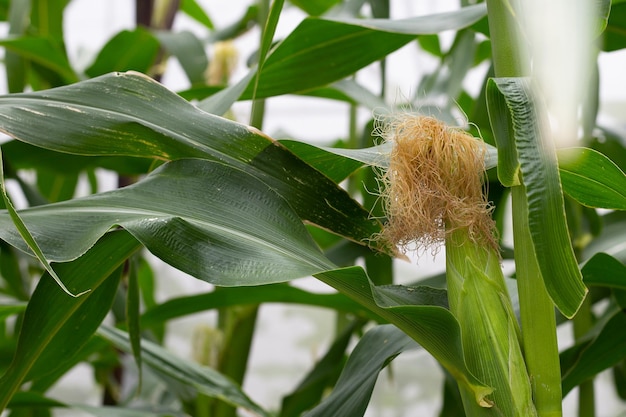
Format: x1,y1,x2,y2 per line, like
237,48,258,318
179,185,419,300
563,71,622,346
0,159,335,286
486,77,587,318
557,147,626,210
0,231,141,410
0,72,380,248
304,325,418,417
97,325,270,417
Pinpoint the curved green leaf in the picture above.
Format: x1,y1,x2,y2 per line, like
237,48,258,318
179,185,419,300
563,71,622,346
0,231,141,410
0,159,334,286
0,72,380,248
304,325,418,417
98,325,270,417
486,77,587,318
557,147,626,210
242,4,487,99
582,252,626,289
315,267,493,408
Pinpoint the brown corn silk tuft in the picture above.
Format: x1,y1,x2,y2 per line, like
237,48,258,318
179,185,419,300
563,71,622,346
377,115,496,254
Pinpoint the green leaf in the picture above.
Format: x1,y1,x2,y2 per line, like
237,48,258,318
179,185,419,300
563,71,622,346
557,147,626,210
486,77,587,318
243,4,487,99
155,30,208,84
180,0,214,29
0,231,141,410
0,36,78,84
97,325,270,417
0,72,380,249
140,284,381,329
315,267,493,407
85,29,160,78
561,307,626,395
0,159,335,286
304,325,417,417
582,252,626,289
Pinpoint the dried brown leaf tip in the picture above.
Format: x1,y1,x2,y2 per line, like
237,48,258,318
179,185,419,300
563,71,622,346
376,115,497,254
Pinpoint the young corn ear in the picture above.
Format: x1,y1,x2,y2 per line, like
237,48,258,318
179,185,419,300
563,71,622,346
377,115,537,416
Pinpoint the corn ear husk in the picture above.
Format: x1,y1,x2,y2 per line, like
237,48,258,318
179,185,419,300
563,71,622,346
447,229,537,416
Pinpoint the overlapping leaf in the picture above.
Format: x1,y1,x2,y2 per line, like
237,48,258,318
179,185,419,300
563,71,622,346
0,159,334,286
0,71,380,246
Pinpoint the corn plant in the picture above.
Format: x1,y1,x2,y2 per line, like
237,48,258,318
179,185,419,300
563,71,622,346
0,0,625,416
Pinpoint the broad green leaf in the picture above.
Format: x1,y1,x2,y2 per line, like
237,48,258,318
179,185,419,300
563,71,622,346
242,4,487,99
0,72,380,248
582,252,626,289
140,284,381,329
180,0,214,29
486,77,587,318
304,325,417,417
557,147,626,210
85,29,160,78
561,306,626,395
155,30,208,84
98,325,270,417
315,267,493,407
0,231,141,410
0,36,78,84
0,159,335,286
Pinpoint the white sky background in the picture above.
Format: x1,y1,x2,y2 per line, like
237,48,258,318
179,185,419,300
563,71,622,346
0,0,625,416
